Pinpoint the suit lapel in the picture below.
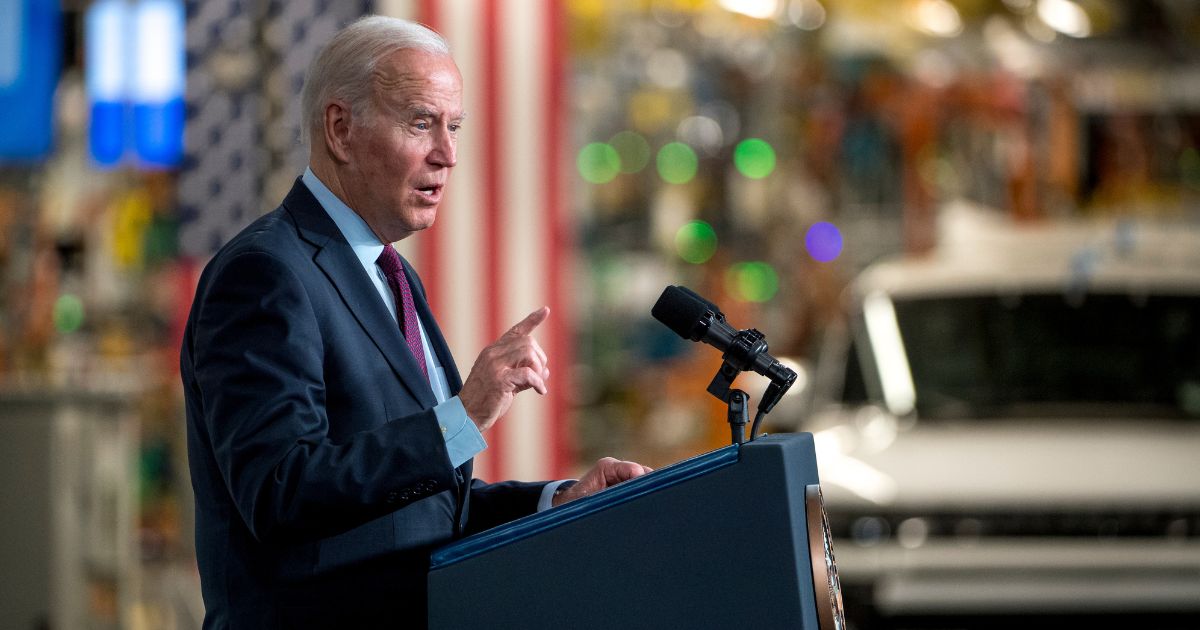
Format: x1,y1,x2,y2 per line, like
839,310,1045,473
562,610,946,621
280,180,437,409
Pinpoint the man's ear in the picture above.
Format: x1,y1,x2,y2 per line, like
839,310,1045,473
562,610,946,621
323,100,353,164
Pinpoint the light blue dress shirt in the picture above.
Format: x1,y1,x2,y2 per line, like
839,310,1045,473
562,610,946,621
301,169,567,511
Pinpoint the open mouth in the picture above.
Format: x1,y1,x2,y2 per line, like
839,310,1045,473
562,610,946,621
415,184,443,200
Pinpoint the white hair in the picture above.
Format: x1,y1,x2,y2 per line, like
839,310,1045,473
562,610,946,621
300,15,450,146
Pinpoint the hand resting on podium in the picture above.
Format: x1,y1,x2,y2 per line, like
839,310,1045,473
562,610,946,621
552,458,653,508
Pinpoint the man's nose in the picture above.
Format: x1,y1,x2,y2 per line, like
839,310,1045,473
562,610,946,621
429,127,457,168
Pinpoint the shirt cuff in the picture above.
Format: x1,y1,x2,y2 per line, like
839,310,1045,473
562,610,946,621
436,396,486,468
536,479,576,512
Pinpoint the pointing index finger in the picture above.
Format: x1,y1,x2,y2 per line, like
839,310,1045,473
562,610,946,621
506,306,550,337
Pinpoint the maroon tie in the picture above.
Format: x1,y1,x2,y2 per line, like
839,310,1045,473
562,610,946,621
376,246,429,379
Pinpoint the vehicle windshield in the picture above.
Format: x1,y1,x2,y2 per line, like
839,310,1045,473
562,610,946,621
891,292,1200,420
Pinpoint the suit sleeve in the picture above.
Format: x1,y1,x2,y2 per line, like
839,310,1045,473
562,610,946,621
464,478,547,535
189,249,457,543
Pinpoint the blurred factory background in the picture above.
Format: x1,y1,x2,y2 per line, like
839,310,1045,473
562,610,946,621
1,0,1198,628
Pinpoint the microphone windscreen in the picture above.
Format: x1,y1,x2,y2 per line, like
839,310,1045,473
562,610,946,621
677,285,722,317
651,285,711,341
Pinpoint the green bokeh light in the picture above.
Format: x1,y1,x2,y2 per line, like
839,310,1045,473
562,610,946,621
656,142,699,184
578,142,621,184
725,261,779,302
610,131,651,174
733,138,776,179
54,294,85,334
674,220,718,264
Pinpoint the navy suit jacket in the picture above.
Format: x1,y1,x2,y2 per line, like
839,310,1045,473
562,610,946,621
181,180,545,628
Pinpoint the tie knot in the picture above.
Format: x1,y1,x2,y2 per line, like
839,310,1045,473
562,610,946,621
377,245,405,278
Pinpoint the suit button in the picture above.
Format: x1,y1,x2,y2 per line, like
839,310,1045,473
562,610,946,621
386,491,398,504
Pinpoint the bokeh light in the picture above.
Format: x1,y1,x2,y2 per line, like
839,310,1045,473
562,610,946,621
733,138,776,179
726,261,779,302
54,294,85,333
609,131,651,173
677,116,724,155
656,142,699,184
909,0,964,38
1038,0,1091,38
719,0,780,20
788,0,827,30
674,220,718,264
646,48,690,89
805,221,843,262
577,142,621,183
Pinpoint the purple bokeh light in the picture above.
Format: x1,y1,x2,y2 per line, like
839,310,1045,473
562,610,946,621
805,221,843,262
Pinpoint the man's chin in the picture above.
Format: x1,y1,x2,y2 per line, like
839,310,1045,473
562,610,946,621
415,209,438,231
396,209,438,238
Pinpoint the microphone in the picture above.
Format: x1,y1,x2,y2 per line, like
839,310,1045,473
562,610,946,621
651,285,796,388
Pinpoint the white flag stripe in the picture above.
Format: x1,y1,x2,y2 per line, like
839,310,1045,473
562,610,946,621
438,0,484,411
433,0,501,481
500,0,551,482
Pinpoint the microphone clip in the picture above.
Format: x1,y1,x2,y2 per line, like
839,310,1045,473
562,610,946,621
705,328,768,404
705,327,797,445
706,328,768,446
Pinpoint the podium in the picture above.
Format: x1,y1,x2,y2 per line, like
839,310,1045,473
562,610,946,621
427,433,844,629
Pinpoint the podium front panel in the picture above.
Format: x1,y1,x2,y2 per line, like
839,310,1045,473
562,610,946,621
428,433,830,629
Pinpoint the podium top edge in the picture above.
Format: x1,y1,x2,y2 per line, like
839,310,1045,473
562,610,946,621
430,443,742,569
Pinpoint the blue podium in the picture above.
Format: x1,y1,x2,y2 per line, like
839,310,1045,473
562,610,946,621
427,433,844,629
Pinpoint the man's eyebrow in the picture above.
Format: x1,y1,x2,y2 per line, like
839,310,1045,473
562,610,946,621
404,106,467,123
406,105,438,118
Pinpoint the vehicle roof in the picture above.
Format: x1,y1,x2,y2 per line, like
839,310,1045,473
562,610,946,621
854,201,1200,298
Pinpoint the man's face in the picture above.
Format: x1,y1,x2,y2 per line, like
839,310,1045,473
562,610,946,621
340,49,463,243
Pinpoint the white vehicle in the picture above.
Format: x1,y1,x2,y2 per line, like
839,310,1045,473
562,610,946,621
793,206,1200,627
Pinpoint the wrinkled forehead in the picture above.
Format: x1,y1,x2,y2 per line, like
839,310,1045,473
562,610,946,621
372,49,463,111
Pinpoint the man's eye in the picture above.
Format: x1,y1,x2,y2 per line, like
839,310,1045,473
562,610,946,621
448,123,461,133
415,121,430,131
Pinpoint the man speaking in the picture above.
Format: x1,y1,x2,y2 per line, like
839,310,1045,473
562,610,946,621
181,15,648,628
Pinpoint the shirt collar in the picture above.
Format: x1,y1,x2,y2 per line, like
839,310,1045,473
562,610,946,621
301,167,387,270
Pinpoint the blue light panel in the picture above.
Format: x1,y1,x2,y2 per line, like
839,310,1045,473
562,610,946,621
0,0,61,162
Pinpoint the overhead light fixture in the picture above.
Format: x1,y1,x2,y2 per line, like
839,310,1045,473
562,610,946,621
86,0,184,168
909,0,964,38
1037,0,1091,38
718,0,780,20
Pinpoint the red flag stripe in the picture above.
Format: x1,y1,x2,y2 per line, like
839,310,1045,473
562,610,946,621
416,0,442,316
544,0,572,479
479,0,504,482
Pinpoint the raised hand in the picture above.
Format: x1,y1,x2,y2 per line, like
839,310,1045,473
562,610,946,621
458,306,550,433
